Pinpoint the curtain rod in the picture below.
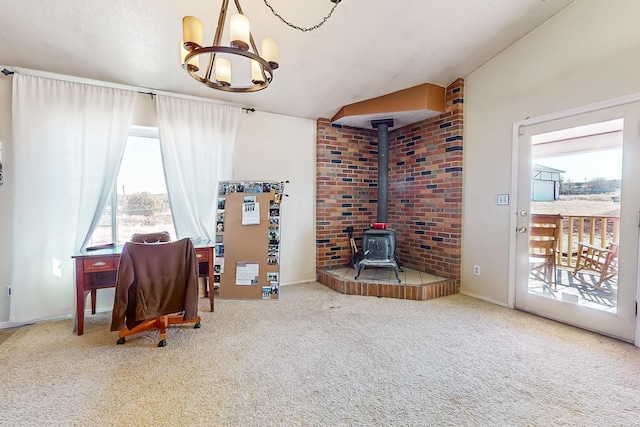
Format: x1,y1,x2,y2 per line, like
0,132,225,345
0,66,255,113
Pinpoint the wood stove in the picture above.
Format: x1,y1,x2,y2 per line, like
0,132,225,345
355,229,401,282
354,118,401,283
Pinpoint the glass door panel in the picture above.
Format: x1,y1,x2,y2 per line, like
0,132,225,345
515,105,638,341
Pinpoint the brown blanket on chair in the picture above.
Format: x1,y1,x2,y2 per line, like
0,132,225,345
110,238,199,331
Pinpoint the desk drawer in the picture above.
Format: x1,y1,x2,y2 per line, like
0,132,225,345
83,257,118,272
195,249,210,262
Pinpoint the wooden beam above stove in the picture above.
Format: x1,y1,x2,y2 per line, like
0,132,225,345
330,83,446,130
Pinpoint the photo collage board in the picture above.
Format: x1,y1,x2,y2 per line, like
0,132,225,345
214,181,285,300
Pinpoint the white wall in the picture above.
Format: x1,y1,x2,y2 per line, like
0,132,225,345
233,111,316,285
0,86,316,324
462,0,640,304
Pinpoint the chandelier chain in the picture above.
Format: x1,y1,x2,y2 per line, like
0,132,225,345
262,0,341,32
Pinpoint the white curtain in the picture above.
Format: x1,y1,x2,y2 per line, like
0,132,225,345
156,95,241,241
10,74,135,323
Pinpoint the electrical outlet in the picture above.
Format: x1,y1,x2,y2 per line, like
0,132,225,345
473,265,480,276
6,285,11,298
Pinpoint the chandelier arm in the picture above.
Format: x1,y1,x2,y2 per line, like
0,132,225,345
262,0,341,32
233,0,259,57
204,52,215,83
233,0,245,16
248,32,266,81
214,0,230,46
205,0,230,82
234,0,267,81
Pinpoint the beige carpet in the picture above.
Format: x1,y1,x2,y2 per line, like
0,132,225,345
1,282,639,426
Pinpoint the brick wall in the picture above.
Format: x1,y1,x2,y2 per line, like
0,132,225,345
316,123,378,270
316,78,464,281
388,78,464,279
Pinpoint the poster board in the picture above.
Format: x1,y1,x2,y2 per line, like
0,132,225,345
214,181,284,299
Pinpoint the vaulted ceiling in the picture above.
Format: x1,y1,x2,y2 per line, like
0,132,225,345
0,0,574,121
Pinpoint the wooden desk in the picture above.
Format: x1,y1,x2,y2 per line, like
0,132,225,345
72,241,215,336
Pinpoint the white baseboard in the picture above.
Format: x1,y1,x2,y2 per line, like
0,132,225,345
281,278,317,286
0,320,36,329
0,307,115,330
459,290,510,308
0,313,70,329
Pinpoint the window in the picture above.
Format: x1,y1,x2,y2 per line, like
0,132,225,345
88,127,175,246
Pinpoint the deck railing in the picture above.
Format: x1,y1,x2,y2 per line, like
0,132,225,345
555,215,620,268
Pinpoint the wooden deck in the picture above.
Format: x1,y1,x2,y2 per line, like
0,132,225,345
528,266,617,313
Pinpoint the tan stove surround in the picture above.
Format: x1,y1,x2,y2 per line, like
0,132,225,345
331,82,446,130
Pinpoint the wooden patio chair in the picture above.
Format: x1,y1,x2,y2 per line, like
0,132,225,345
529,214,562,291
572,241,618,289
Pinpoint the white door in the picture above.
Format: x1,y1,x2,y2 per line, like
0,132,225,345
515,103,640,341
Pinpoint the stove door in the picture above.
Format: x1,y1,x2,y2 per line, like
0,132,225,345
365,237,391,260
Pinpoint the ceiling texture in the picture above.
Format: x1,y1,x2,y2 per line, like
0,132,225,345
0,0,574,122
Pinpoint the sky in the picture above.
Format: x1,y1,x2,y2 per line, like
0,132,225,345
536,148,622,183
117,135,168,195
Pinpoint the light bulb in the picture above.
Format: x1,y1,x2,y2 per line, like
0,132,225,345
251,60,265,84
180,41,199,71
182,16,203,49
262,38,279,69
215,58,232,86
230,14,250,51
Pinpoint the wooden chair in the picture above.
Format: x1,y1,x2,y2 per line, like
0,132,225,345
131,232,214,305
529,214,562,291
572,241,618,289
130,231,171,243
111,238,201,347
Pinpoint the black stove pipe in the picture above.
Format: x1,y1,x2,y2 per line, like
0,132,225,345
371,119,394,223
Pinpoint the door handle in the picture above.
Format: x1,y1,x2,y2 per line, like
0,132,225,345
517,226,527,233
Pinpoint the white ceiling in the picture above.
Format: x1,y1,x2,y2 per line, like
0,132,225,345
0,0,574,122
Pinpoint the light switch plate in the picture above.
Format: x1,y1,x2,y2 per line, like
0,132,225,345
497,194,509,205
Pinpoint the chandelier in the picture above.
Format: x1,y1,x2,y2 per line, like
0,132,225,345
181,0,341,93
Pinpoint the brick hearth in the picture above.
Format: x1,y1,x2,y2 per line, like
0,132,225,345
317,267,459,301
